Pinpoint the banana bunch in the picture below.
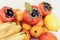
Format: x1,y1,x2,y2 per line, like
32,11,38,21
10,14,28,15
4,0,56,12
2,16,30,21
0,22,22,39
0,32,26,40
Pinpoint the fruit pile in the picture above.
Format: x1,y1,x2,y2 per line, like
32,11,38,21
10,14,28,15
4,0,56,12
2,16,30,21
0,2,60,40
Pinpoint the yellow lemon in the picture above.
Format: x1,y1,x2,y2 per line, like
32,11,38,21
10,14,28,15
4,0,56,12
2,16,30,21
45,14,60,32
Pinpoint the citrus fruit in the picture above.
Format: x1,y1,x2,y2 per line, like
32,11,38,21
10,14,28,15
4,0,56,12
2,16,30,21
45,14,60,32
22,30,31,40
22,22,31,31
35,19,43,26
43,27,48,33
15,9,23,21
30,25,43,38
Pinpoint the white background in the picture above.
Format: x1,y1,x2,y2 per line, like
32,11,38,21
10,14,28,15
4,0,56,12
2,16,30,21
0,0,60,40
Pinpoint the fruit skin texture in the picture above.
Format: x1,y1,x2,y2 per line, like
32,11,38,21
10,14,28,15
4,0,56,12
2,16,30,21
35,19,43,26
45,14,60,32
0,22,21,39
15,9,23,21
22,30,31,40
38,2,52,17
39,32,57,40
43,27,48,33
30,25,43,38
0,20,3,25
23,5,42,25
6,32,26,40
22,22,31,31
0,32,26,40
0,6,15,22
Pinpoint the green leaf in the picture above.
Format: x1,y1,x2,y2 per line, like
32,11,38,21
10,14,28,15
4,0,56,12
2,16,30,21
25,2,32,14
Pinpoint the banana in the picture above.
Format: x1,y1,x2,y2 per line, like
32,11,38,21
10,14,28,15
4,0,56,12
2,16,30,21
0,22,22,39
0,32,26,40
0,22,16,31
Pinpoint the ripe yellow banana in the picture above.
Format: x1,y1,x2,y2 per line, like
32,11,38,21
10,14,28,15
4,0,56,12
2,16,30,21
0,32,26,40
0,22,16,31
0,22,22,39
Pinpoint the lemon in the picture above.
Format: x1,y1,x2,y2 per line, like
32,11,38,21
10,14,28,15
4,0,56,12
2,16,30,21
45,14,60,32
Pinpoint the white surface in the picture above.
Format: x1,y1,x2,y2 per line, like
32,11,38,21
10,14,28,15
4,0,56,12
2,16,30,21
0,0,60,40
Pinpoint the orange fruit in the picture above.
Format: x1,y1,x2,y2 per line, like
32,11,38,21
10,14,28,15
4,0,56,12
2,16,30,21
36,19,43,26
16,21,20,24
0,20,3,24
22,22,31,31
22,30,31,40
30,25,43,38
43,27,48,33
15,9,23,21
